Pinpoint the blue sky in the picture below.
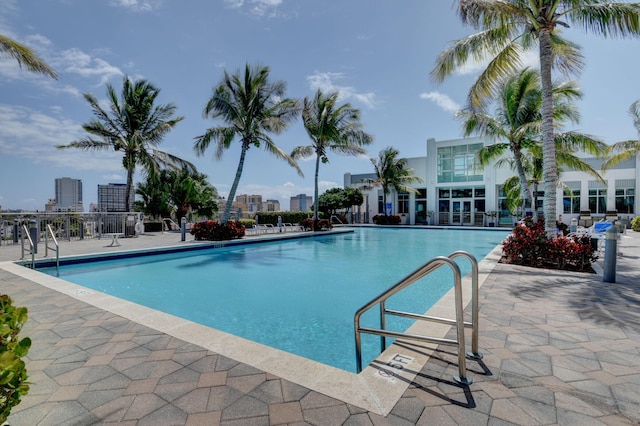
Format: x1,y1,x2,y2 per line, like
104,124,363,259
1,0,639,211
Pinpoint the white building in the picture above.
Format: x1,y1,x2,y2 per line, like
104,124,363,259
345,137,637,227
48,177,83,212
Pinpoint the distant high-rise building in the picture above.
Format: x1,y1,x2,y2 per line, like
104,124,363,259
262,199,280,212
53,177,83,212
45,198,57,212
290,194,312,212
235,194,262,214
97,183,134,212
230,194,281,218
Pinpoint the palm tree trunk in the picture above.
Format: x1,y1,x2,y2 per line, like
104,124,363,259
512,147,535,216
126,167,134,213
382,186,388,217
539,29,558,238
313,154,320,230
222,145,248,223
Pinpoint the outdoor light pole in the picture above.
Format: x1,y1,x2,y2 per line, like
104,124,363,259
603,226,617,283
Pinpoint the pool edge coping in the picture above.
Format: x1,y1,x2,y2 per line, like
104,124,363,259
1,231,506,416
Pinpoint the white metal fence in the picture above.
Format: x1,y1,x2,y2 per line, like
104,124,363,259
0,212,143,246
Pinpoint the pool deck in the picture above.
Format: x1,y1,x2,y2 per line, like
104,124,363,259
1,228,640,425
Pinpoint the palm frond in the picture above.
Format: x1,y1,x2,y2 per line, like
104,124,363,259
568,3,640,38
0,34,58,78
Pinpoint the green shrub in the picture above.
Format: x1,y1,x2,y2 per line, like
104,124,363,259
300,218,333,231
502,218,597,271
372,214,402,225
1,295,31,424
190,221,245,240
256,211,314,225
238,219,255,228
143,222,163,232
631,216,640,232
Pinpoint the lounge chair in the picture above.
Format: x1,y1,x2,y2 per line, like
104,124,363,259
568,220,614,254
578,210,593,228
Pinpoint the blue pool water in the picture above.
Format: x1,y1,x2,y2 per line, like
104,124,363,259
41,227,508,372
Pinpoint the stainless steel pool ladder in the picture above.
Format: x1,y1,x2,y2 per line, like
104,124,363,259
20,224,35,269
44,224,60,273
354,250,481,385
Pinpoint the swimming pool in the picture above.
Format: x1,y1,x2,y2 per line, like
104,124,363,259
40,227,508,372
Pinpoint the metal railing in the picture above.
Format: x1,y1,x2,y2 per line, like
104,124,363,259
44,224,60,273
354,251,480,385
20,224,35,269
330,215,344,224
162,217,180,232
0,212,144,245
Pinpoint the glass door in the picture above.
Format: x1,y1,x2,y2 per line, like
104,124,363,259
452,201,461,224
462,200,472,225
452,200,472,225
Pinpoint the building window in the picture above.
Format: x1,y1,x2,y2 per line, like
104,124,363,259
615,188,634,214
451,188,473,198
588,189,607,214
437,143,483,183
415,188,427,223
378,194,384,214
398,192,409,214
563,190,581,214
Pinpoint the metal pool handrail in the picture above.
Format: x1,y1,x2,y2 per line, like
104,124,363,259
20,224,35,269
45,224,60,273
353,251,480,384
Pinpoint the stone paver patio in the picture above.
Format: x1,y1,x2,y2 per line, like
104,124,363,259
1,228,639,425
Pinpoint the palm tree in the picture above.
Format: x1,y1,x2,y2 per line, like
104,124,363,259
460,67,607,214
135,176,172,220
58,76,192,211
166,169,219,223
603,99,640,169
291,89,373,229
497,139,607,214
136,169,219,223
432,1,640,238
366,147,423,217
1,34,57,78
194,63,302,223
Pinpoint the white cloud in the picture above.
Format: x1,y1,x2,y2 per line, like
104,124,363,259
0,104,122,172
24,33,53,49
102,174,124,181
419,91,461,114
110,0,162,12
56,48,123,86
306,72,377,108
0,0,17,11
225,0,286,18
224,0,244,8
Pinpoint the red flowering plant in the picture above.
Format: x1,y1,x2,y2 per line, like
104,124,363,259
502,217,597,272
300,218,333,231
190,221,245,241
502,217,547,266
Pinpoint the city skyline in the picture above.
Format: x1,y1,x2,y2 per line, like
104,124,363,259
1,1,639,211
6,174,312,213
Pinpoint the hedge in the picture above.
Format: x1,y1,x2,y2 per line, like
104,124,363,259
255,211,316,225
